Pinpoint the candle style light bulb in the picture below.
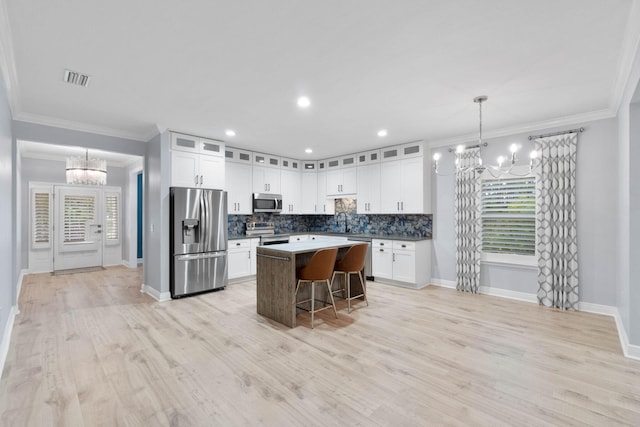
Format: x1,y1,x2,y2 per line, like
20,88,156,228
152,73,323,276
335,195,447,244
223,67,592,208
497,156,505,167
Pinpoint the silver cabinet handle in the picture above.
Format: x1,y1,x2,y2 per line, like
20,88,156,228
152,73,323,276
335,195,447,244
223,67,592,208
195,175,198,185
314,204,317,213
401,201,403,211
397,202,400,211
200,175,203,185
393,253,396,262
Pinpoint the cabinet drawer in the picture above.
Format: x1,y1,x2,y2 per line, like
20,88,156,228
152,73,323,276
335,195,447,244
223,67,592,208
229,239,251,250
393,241,415,251
372,239,392,248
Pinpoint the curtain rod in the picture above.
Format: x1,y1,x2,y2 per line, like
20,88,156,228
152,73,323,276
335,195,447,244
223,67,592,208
528,127,584,141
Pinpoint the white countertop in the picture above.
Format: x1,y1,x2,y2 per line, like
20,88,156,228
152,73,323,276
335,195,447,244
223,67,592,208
257,238,361,254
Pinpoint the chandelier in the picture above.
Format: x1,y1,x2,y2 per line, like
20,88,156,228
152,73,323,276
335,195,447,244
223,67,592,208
433,96,537,177
66,150,107,185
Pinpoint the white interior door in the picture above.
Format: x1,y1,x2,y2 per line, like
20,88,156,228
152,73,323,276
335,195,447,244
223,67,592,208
54,186,103,270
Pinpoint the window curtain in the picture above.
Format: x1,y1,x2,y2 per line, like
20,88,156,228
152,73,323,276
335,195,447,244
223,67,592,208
534,133,579,310
455,147,482,293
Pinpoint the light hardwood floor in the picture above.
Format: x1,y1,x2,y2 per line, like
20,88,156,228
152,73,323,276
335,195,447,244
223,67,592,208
1,266,639,426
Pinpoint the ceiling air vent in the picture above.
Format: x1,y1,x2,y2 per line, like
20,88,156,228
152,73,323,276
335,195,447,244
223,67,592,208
63,69,91,87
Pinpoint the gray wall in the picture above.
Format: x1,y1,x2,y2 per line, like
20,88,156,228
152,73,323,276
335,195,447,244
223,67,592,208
0,70,14,346
629,101,640,344
431,117,619,305
19,157,129,271
144,133,164,293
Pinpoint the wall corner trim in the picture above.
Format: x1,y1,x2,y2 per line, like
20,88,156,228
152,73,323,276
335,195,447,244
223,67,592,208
16,269,27,309
0,305,19,378
140,283,171,302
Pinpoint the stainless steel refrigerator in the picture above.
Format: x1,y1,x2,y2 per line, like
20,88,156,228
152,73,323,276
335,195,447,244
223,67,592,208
170,187,228,298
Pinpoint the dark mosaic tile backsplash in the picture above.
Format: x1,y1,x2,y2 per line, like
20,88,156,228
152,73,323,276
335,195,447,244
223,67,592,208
228,198,432,238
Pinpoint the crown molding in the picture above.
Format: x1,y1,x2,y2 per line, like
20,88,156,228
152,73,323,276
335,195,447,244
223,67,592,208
611,0,640,111
0,0,19,115
13,111,151,142
427,108,616,149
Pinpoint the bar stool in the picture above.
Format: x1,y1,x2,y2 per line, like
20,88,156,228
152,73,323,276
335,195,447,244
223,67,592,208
331,243,369,313
295,247,339,329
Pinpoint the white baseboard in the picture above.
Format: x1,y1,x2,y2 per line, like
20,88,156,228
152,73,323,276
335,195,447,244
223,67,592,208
374,277,429,290
122,260,130,268
478,285,538,304
0,305,19,378
430,277,640,361
140,283,171,302
429,278,456,289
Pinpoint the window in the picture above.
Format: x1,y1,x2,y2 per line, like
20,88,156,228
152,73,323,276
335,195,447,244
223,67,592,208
31,189,51,249
63,195,95,243
105,192,120,244
481,176,535,258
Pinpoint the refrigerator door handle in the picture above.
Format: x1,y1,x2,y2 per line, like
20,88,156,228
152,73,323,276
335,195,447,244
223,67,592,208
177,252,226,261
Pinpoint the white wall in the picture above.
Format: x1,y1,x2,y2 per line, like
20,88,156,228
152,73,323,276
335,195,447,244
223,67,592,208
629,101,640,344
0,69,14,349
431,117,619,306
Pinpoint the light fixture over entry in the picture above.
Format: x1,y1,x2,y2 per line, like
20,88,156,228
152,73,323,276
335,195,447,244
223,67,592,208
66,150,107,185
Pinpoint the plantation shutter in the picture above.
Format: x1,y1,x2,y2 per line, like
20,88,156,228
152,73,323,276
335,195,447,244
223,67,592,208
32,189,51,249
105,192,120,243
481,177,535,256
63,195,95,243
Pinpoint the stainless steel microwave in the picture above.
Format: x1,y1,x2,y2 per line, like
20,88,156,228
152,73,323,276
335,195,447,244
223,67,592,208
253,193,282,213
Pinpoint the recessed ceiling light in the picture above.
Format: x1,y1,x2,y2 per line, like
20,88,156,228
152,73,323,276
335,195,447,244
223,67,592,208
225,129,236,137
377,129,388,137
297,96,311,108
305,148,313,154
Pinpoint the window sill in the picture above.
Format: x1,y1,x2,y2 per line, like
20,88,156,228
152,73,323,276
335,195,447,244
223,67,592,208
481,253,537,269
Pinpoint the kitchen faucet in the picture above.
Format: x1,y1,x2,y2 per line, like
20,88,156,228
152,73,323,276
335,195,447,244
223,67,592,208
335,211,350,233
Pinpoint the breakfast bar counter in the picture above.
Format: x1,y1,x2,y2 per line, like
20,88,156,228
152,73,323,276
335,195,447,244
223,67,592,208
256,239,363,327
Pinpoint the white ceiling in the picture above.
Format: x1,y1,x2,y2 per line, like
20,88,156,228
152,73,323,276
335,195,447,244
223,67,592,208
3,0,638,158
19,140,142,168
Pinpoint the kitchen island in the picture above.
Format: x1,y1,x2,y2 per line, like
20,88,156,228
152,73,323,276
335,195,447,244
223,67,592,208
256,239,364,327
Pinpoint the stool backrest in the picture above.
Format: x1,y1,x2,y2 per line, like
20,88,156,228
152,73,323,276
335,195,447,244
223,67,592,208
336,243,368,272
299,248,339,281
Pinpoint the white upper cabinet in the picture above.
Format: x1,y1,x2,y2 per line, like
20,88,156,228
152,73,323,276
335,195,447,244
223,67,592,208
225,147,252,164
357,162,380,214
253,152,281,168
316,171,335,215
281,158,301,214
252,152,281,193
171,132,224,156
380,141,430,214
281,158,301,171
170,132,225,189
225,160,252,214
357,149,380,165
326,155,357,197
253,166,281,194
300,163,318,214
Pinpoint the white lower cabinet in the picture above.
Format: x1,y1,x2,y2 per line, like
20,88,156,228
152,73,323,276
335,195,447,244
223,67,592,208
229,238,259,279
250,238,259,275
372,239,431,288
